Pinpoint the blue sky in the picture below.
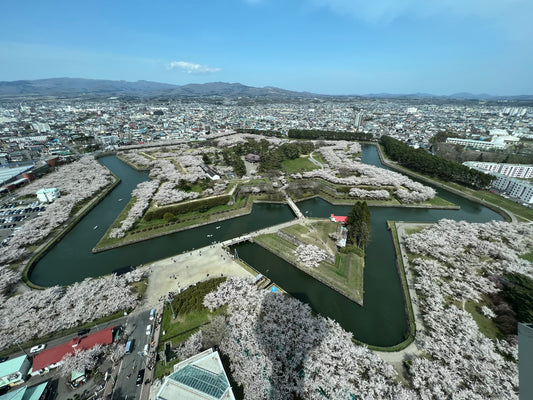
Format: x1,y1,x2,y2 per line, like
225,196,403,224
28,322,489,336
0,0,532,95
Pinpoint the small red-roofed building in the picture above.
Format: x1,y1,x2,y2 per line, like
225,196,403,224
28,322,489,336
32,326,115,372
330,214,348,224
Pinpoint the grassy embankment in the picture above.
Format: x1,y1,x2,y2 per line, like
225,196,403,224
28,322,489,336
288,177,457,209
376,144,533,222
153,278,226,379
253,220,364,304
22,173,120,288
94,194,251,250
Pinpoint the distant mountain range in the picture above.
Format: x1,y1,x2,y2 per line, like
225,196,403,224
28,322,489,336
0,78,315,99
0,77,531,101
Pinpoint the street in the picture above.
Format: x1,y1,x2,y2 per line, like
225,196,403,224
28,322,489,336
111,309,151,400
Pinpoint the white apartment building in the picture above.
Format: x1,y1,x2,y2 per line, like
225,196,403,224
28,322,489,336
446,137,506,150
463,162,533,179
491,174,533,204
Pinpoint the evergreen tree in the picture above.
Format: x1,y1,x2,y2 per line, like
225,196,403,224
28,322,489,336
346,201,371,248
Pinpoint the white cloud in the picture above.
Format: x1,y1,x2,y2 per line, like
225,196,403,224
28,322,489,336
167,61,221,74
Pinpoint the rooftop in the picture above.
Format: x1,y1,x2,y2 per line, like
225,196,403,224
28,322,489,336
0,355,28,378
32,326,114,371
156,349,235,400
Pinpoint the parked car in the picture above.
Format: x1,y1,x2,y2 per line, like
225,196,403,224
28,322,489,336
77,328,90,337
149,309,156,321
143,344,149,356
136,369,145,386
30,344,46,353
0,356,8,363
145,324,152,336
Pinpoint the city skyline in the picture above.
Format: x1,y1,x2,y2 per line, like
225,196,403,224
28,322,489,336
1,0,532,96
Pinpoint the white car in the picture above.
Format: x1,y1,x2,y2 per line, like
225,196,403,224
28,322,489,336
30,344,46,353
146,324,152,336
149,309,156,321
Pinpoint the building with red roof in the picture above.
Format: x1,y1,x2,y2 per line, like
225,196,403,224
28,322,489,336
330,214,348,224
32,326,114,371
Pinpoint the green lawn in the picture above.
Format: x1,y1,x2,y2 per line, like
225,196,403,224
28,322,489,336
254,234,298,263
282,221,338,255
463,300,502,340
94,196,250,250
153,302,226,380
420,195,458,208
255,221,364,304
519,251,533,263
281,156,320,174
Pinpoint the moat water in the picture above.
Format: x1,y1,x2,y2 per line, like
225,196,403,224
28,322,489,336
29,144,502,346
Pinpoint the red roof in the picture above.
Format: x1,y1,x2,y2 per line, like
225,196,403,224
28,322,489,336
330,214,348,223
33,326,114,371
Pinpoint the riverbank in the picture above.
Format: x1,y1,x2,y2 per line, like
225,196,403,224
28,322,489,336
374,143,524,222
22,172,121,289
93,196,260,253
252,219,364,305
372,221,430,371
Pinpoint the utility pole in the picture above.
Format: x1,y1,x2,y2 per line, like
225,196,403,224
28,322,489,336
14,338,29,357
166,298,176,319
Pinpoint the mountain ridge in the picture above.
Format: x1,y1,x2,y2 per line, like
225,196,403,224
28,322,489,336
0,77,531,101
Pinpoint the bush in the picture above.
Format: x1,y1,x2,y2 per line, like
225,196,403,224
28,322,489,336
171,278,226,315
163,212,175,222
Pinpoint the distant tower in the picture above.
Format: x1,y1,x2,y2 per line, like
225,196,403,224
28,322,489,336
352,107,362,131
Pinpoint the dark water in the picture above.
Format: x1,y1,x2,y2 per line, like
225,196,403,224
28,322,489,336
29,156,295,286
234,144,502,346
30,147,503,346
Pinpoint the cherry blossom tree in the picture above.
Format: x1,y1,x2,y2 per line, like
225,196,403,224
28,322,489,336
59,344,104,376
203,277,412,400
0,269,145,350
294,244,328,268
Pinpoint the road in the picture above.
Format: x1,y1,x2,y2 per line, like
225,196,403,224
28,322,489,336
111,309,151,400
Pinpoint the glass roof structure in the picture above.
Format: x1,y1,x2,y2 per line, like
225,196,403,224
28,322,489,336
169,365,230,399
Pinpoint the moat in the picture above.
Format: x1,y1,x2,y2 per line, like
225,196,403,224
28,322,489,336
29,144,502,347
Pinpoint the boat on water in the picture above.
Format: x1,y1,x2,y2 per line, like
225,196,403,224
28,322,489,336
93,226,98,230
207,234,213,237
118,198,123,201
215,226,221,229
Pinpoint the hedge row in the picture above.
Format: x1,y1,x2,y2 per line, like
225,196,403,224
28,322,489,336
288,129,374,141
144,195,231,221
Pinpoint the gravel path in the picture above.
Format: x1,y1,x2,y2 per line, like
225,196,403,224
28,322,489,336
140,243,255,310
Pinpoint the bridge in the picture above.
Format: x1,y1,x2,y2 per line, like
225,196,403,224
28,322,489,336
281,189,305,219
220,219,302,247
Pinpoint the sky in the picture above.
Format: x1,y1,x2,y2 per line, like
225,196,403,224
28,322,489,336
0,0,532,95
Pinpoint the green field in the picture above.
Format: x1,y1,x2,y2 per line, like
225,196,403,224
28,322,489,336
254,220,364,304
281,156,320,174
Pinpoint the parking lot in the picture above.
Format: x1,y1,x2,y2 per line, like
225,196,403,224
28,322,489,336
0,200,46,243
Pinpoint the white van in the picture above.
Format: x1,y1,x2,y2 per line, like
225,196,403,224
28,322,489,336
143,344,149,356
